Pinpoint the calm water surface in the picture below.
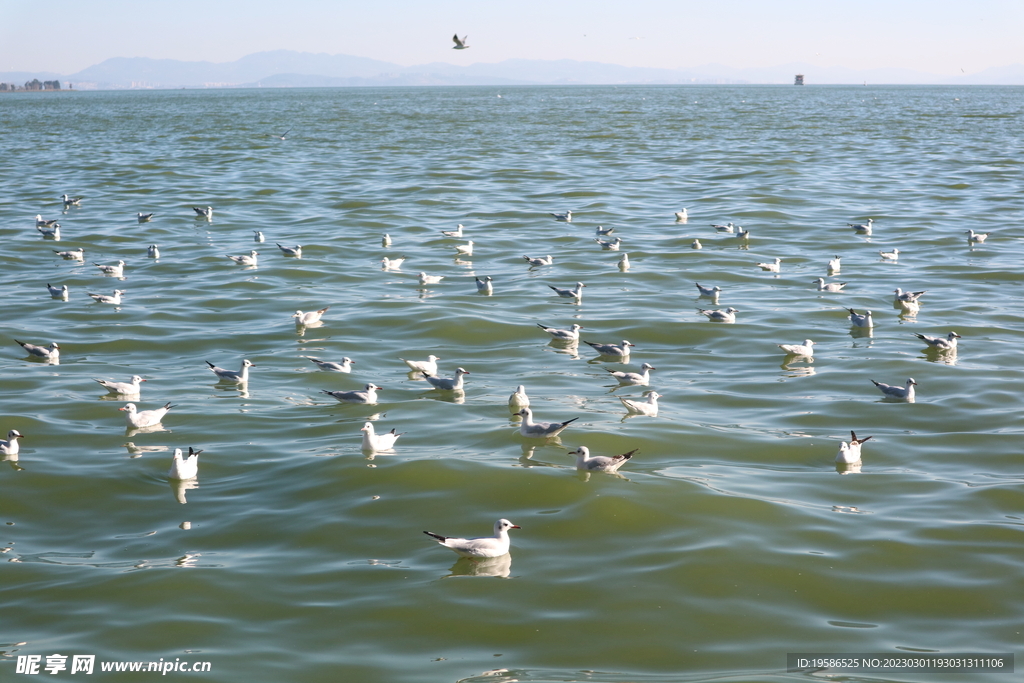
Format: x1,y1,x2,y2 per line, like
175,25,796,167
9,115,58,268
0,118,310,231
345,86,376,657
1,85,1023,682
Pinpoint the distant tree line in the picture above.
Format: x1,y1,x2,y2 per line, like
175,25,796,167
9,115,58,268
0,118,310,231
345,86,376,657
0,79,64,91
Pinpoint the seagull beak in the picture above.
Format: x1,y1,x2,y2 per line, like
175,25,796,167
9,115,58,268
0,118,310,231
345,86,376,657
511,525,522,529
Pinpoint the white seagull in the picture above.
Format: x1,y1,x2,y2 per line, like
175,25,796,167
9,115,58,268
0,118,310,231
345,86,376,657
675,208,688,222
424,519,522,559
36,214,59,227
381,256,406,270
418,272,444,286
454,241,474,257
618,253,630,270
735,228,750,240
120,402,174,429
595,237,622,250
778,339,815,357
254,230,265,243
0,430,25,456
322,383,381,404
695,282,721,297
475,275,494,294
596,225,615,236
516,407,578,438
62,194,83,206
54,247,84,260
607,363,656,386
206,359,255,383
36,223,60,239
382,233,392,247
193,206,214,219
847,309,873,328
308,357,354,372
848,218,873,233
15,340,60,361
147,245,160,259
47,283,69,300
836,431,873,464
537,323,582,341
548,282,585,300
699,307,738,323
137,212,155,222
827,255,841,273
879,248,899,260
692,239,702,249
88,290,125,305
226,251,258,266
894,288,926,304
712,223,735,233
756,258,781,272
277,243,302,258
168,447,203,479
966,229,989,243
583,339,634,356
619,391,660,416
452,34,470,50
549,210,572,222
871,377,917,401
814,278,847,292
509,385,530,413
95,375,146,395
400,355,440,376
915,331,960,351
95,260,126,277
422,367,470,391
524,255,554,266
361,422,402,451
570,446,637,473
441,224,464,237
293,307,330,325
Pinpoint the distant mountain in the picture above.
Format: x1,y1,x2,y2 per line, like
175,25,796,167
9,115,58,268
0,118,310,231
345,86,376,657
6,50,1023,90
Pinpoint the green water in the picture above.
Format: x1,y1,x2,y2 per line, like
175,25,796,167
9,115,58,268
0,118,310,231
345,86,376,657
1,85,1022,682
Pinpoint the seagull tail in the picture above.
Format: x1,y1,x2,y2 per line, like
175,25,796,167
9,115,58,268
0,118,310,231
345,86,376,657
913,333,926,341
164,403,176,410
205,361,216,369
561,417,580,427
423,530,447,542
870,380,881,387
619,449,638,461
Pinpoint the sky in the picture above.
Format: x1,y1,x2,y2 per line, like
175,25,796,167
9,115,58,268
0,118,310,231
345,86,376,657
2,0,1022,76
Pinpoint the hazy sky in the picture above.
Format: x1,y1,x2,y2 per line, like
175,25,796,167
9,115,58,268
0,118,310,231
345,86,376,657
2,0,1022,75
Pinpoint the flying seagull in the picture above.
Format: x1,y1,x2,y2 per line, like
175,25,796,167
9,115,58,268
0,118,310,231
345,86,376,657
452,34,469,50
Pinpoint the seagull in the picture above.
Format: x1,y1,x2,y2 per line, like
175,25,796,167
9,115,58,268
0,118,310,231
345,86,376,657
53,247,84,260
778,339,815,357
270,128,292,140
361,422,402,451
475,275,494,294
848,218,873,233
756,258,781,272
879,248,900,260
15,340,59,360
401,355,441,376
454,241,474,257
95,375,146,395
254,230,265,243
915,331,960,351
452,34,470,50
595,237,622,250
381,256,406,270
381,233,391,247
695,283,721,297
524,255,554,266
95,260,126,277
537,323,582,341
47,283,69,300
120,402,174,429
699,307,739,323
847,309,873,328
735,228,751,240
61,194,83,206
827,256,841,273
583,339,634,356
206,359,255,383
424,519,522,559
894,288,926,304
607,363,655,385
509,385,530,412
871,377,917,401
36,223,60,239
168,447,203,479
0,430,24,456
619,390,661,416
192,206,213,218
550,210,572,222
276,243,302,258
441,224,464,237
137,212,155,223
322,383,381,404
966,229,989,243
516,407,578,438
836,431,873,464
618,253,630,270
596,225,615,236
36,215,59,227
422,367,470,391
88,290,125,305
814,278,847,292
712,223,735,233
293,307,330,325
675,208,688,222
226,251,258,266
548,282,586,300
691,239,702,249
570,446,637,473
418,272,444,286
308,357,354,372
147,245,159,258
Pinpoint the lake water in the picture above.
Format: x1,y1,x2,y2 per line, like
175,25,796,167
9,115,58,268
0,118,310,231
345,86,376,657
1,84,1023,683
